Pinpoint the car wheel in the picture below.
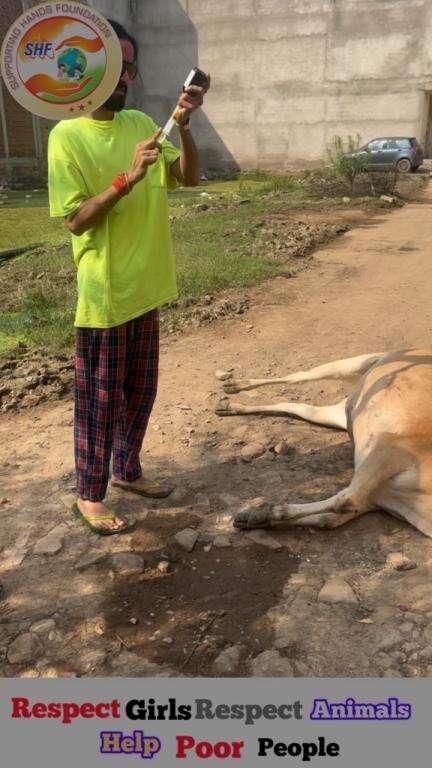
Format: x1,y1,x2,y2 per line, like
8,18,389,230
396,157,411,173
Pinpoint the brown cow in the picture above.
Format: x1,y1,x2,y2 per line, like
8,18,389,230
216,349,432,537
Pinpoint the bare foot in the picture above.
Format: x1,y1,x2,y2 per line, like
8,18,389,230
77,498,129,532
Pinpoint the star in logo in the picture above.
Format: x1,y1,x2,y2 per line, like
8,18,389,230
79,104,85,111
69,107,75,113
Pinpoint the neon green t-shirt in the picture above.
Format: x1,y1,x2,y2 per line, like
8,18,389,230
48,109,180,328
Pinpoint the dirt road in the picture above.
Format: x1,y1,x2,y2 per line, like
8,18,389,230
2,189,432,678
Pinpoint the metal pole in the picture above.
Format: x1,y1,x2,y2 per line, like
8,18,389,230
0,77,10,159
21,1,41,162
32,114,43,159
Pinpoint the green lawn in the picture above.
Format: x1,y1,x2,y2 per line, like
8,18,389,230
0,203,67,251
0,178,293,354
0,170,397,357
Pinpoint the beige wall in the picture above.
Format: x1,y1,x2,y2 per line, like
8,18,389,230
91,0,432,171
7,0,431,175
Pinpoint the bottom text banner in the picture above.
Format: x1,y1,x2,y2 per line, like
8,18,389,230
1,678,426,766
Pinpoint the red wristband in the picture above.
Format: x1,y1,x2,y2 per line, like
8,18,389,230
112,172,131,197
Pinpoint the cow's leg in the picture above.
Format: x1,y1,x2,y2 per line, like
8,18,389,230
234,433,414,530
285,509,367,529
220,352,384,394
233,489,362,529
216,398,348,429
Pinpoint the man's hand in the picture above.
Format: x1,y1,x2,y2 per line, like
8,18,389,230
174,73,211,126
127,129,162,187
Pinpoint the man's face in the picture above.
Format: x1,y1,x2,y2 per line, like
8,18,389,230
103,38,135,112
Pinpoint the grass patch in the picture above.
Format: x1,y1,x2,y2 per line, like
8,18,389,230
0,206,67,251
2,169,420,357
172,202,282,300
0,313,26,353
0,245,76,354
0,190,286,354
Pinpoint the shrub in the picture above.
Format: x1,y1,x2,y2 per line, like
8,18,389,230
327,135,370,194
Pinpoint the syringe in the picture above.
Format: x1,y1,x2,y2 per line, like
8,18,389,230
157,67,208,145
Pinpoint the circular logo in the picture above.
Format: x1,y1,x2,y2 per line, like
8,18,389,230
1,2,122,120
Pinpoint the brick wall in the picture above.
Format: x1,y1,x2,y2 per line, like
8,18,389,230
0,0,36,160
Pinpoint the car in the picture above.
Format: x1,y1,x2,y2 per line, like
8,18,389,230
350,137,424,173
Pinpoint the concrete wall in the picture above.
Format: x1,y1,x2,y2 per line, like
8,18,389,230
2,0,431,176
91,0,432,171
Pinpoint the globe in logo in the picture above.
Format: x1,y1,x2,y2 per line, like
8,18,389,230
57,47,87,81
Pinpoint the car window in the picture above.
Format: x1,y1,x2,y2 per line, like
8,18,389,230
368,140,385,150
382,140,398,149
395,139,411,148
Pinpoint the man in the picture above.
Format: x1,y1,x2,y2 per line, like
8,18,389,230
48,20,209,534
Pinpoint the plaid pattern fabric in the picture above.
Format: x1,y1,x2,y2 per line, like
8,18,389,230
74,310,159,501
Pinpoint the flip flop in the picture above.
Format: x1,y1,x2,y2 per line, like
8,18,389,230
111,477,174,499
72,502,135,536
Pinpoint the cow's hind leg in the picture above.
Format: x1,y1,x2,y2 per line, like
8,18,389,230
216,398,348,430
234,433,414,530
221,352,384,394
234,489,366,530
286,509,367,529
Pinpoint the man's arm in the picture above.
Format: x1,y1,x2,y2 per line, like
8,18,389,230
169,125,200,187
66,185,122,235
168,75,211,188
66,130,161,236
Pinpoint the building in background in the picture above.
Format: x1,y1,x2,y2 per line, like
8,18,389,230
0,0,46,185
2,0,432,184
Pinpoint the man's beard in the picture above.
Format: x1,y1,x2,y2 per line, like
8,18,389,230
103,83,127,112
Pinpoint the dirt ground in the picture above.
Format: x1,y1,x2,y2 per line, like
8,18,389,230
2,189,432,679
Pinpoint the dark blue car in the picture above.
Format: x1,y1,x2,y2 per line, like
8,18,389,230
351,137,423,173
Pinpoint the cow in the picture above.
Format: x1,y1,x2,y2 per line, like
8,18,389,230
215,349,432,538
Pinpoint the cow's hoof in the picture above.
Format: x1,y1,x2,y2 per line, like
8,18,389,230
233,508,270,530
215,399,241,416
222,379,245,394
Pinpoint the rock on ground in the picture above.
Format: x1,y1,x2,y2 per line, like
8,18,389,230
75,649,107,674
157,560,170,574
318,577,358,605
110,552,144,576
81,616,106,639
74,549,106,570
33,524,69,556
246,530,282,550
241,442,267,461
386,552,417,571
110,650,172,677
215,369,233,381
174,528,198,552
8,632,43,664
250,649,294,677
213,644,243,675
30,619,56,636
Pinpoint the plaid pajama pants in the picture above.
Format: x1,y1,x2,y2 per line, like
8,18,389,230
74,309,159,501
